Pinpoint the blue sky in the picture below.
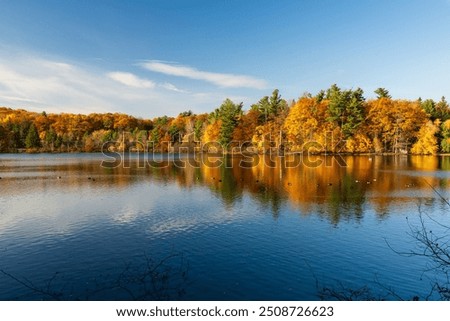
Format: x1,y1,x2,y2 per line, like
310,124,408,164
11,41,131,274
0,0,449,118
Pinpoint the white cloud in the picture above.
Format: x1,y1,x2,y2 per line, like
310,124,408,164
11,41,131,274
0,95,42,104
107,71,155,89
0,54,174,116
160,82,189,93
141,60,267,89
0,51,264,117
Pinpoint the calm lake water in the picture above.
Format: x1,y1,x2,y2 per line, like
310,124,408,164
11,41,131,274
0,153,449,300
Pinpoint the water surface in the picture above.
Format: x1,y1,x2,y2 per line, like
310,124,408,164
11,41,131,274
0,153,449,300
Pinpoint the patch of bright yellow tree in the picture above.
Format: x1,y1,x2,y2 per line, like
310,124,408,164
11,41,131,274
1,85,450,154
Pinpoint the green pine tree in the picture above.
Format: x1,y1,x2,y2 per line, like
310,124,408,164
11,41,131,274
326,85,365,138
374,87,391,99
215,99,243,148
25,124,40,149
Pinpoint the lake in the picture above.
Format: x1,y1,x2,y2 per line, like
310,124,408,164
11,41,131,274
0,153,449,300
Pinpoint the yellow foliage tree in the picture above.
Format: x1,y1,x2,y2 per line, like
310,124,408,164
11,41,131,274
284,97,324,150
366,99,427,152
202,120,222,152
411,120,440,155
345,132,373,153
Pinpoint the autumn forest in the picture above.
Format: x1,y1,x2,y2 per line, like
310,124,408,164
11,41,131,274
1,85,450,155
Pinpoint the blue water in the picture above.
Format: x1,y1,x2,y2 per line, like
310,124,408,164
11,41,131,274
0,154,449,300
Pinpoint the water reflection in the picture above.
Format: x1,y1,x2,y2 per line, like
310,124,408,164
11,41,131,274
1,154,450,300
1,154,449,225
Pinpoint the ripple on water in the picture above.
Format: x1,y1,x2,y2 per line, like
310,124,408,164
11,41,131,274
1,154,450,300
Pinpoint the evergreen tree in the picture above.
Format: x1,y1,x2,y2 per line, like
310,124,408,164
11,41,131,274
421,99,436,119
10,123,24,148
374,88,391,99
215,99,243,148
251,96,270,123
441,120,450,153
326,85,365,138
194,119,203,141
435,96,450,121
421,97,450,122
25,124,40,149
315,90,325,102
168,124,181,143
45,128,57,145
269,89,286,115
0,125,8,152
252,89,287,123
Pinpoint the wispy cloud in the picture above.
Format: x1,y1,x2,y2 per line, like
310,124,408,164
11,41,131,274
141,61,267,89
0,54,167,115
160,82,189,93
107,71,155,89
0,50,265,117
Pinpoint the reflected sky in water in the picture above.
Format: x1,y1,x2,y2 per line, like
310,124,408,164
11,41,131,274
0,153,449,300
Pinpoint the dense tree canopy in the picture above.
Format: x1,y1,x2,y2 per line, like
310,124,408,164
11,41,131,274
1,85,450,154
326,85,365,138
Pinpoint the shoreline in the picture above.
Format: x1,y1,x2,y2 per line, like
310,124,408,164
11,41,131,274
1,150,450,157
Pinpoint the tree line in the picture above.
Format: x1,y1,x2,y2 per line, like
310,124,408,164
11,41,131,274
1,85,449,154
